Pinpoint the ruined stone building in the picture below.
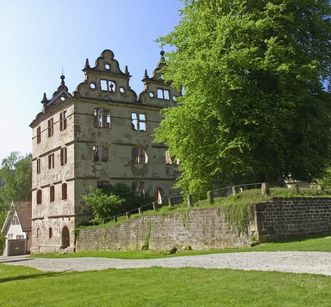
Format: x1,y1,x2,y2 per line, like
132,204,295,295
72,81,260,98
30,50,180,253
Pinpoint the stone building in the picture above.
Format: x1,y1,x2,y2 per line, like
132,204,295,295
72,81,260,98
30,49,180,253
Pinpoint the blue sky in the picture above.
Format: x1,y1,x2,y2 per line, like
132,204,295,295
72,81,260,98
0,0,182,162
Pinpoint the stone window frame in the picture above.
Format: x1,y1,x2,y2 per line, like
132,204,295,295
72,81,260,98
36,158,41,174
37,189,42,204
94,108,111,128
36,126,41,144
132,181,145,197
60,147,67,166
132,146,148,164
50,185,55,202
92,145,108,162
62,183,67,200
48,118,54,137
48,153,55,169
131,112,147,131
157,88,170,100
59,110,67,131
100,79,116,92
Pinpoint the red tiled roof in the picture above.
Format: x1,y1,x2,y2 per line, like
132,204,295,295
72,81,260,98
15,201,32,232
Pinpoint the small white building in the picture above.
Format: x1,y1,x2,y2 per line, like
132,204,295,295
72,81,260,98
1,201,32,256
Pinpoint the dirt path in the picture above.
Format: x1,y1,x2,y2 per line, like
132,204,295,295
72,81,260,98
1,251,331,276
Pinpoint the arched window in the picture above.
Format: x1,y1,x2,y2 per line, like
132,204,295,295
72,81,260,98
132,147,148,164
37,190,42,204
62,183,67,200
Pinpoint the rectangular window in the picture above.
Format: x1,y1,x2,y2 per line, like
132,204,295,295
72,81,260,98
49,228,52,239
60,110,67,131
94,108,111,128
93,145,108,162
100,79,116,92
48,118,54,137
102,146,108,162
92,145,100,161
131,113,146,131
37,159,41,174
16,235,24,239
132,181,145,197
60,147,67,166
48,153,54,169
157,88,170,100
37,126,41,143
50,186,55,202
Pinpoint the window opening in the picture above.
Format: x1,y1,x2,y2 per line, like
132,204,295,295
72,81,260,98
37,126,41,144
37,190,42,204
93,145,108,162
100,79,116,92
157,88,170,100
94,108,111,128
48,118,54,137
61,147,67,166
131,113,146,131
132,181,145,197
60,110,67,131
49,228,53,239
37,159,41,174
50,186,55,202
132,147,148,164
62,183,67,200
48,153,54,169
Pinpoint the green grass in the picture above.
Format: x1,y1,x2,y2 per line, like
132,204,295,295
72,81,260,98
32,235,331,259
1,264,331,306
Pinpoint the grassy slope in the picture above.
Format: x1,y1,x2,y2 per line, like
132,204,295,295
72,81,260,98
0,264,331,306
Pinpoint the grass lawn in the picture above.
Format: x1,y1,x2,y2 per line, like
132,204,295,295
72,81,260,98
0,264,331,307
32,235,331,259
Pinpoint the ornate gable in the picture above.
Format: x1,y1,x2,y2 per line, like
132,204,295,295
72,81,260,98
41,75,72,109
138,51,181,107
74,49,137,103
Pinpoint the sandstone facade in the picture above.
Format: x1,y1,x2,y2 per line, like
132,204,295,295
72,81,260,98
30,50,180,253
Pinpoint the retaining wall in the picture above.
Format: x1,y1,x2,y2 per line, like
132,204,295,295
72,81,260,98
76,197,331,251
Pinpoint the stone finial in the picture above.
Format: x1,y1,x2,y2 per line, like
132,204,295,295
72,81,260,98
125,65,129,75
84,58,90,69
160,49,165,62
41,92,48,104
144,69,149,79
60,73,65,86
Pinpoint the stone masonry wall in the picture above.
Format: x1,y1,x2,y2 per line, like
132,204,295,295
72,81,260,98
255,197,331,242
76,198,331,251
76,207,254,251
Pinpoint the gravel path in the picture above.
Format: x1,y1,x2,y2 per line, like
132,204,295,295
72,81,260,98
1,251,331,276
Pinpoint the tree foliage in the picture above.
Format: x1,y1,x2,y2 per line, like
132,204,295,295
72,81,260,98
156,0,331,195
81,187,124,224
0,152,32,205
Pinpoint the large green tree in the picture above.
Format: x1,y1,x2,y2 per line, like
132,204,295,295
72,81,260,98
156,0,331,195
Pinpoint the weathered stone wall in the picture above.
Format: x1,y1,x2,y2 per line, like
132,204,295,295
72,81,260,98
76,207,255,251
76,198,331,251
255,197,331,242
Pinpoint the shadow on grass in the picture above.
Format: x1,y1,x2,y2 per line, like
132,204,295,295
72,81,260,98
0,271,65,284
